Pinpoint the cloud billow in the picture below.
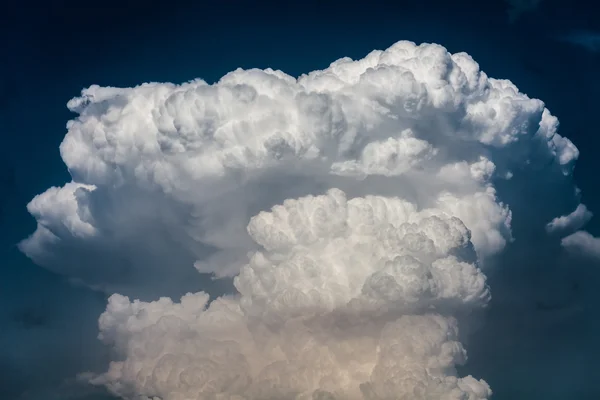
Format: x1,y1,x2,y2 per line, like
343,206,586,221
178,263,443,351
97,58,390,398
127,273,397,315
19,41,592,399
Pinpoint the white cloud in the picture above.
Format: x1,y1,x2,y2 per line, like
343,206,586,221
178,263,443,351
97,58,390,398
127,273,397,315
562,231,600,259
20,41,584,399
92,190,493,400
330,129,438,178
546,204,593,234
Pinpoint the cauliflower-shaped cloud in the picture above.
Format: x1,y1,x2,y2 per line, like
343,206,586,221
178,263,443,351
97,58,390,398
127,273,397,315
92,189,491,400
19,40,585,399
237,189,489,320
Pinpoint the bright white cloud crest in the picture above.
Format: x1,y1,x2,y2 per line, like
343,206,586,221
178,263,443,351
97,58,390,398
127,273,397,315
20,41,590,399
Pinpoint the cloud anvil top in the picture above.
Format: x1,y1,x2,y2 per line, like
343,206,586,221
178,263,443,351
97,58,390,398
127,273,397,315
19,40,593,400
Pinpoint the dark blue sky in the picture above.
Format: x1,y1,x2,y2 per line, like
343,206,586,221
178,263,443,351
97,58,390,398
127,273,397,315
1,0,599,398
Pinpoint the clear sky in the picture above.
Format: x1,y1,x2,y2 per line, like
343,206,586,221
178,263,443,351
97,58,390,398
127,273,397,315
1,0,599,399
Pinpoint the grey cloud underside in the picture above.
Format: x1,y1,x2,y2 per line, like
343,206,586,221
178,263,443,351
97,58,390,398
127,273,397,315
19,40,594,399
561,231,600,259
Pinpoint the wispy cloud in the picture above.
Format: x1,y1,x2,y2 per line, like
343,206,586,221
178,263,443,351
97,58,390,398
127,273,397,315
557,31,600,53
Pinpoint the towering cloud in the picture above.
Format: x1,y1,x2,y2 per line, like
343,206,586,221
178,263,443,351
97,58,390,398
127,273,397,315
20,41,589,399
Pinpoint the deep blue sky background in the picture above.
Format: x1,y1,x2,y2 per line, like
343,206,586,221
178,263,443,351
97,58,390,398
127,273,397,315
1,0,599,398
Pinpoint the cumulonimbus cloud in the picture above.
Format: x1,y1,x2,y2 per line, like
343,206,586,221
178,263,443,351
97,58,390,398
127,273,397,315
20,40,591,399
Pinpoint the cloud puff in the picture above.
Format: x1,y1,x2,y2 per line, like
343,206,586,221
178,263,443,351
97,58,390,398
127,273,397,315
546,204,593,234
20,41,584,399
562,231,600,259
